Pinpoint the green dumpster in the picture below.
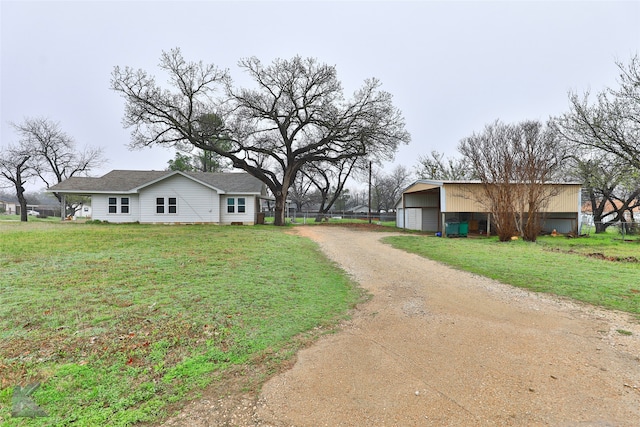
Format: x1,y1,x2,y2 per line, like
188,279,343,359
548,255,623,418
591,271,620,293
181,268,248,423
458,221,469,237
445,221,459,237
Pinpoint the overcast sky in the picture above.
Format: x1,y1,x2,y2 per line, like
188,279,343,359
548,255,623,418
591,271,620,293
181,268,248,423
2,0,639,190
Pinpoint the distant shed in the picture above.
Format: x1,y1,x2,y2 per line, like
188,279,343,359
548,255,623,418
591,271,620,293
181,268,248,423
396,180,582,235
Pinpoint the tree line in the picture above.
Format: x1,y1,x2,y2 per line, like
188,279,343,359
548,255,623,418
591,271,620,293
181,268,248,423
3,51,637,233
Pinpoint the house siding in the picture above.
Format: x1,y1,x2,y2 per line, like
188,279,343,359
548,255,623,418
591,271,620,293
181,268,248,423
48,170,266,225
220,195,257,224
94,194,140,223
138,174,219,224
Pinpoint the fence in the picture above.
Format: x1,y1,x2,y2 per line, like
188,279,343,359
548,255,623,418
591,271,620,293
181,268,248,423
580,220,639,237
263,210,397,224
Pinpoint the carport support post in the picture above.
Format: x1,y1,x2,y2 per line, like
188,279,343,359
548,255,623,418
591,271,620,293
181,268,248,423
487,212,491,236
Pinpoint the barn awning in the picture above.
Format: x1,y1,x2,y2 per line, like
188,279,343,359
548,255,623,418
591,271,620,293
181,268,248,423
402,182,441,194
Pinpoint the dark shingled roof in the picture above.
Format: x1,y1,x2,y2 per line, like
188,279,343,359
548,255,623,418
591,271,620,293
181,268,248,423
182,171,265,193
48,170,265,194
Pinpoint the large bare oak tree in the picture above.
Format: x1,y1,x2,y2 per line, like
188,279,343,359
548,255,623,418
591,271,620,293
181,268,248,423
111,49,410,225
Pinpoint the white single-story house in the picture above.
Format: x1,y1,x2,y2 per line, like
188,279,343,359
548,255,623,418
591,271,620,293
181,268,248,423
0,198,18,215
75,202,93,219
396,180,582,235
48,170,269,225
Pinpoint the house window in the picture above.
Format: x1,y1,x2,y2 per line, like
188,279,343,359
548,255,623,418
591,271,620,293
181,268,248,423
108,197,130,214
121,197,129,214
156,197,177,214
227,197,246,214
108,197,117,214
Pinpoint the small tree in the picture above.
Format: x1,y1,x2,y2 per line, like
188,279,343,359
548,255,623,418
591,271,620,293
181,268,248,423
459,120,564,242
300,158,362,221
167,152,196,171
415,150,473,180
169,114,232,172
11,117,105,216
288,172,315,212
0,144,35,222
371,165,413,213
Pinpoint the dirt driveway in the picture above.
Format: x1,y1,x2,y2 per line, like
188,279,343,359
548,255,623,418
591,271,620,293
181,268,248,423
164,226,640,426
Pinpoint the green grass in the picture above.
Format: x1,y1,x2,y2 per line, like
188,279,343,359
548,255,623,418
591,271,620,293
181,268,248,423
383,232,640,315
0,222,363,426
0,215,60,223
4,219,638,425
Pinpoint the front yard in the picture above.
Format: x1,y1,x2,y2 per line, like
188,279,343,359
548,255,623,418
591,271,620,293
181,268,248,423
0,222,363,426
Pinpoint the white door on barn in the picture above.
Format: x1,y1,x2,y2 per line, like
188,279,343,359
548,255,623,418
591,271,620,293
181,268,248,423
421,208,439,232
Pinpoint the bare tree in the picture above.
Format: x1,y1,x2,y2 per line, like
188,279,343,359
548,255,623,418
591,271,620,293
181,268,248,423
0,144,36,221
288,171,315,212
371,165,413,213
565,148,639,233
459,120,564,242
11,117,105,215
111,49,410,225
301,158,363,221
415,150,473,180
555,55,640,171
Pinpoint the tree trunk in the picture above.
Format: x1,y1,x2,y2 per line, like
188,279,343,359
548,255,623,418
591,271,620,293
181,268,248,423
13,165,29,222
595,222,608,233
274,192,286,226
273,172,296,226
314,190,329,223
17,189,28,222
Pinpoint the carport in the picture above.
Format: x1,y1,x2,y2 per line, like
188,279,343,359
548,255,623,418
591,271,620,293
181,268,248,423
396,180,581,235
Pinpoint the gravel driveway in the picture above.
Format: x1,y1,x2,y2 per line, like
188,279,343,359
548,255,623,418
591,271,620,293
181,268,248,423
164,226,640,426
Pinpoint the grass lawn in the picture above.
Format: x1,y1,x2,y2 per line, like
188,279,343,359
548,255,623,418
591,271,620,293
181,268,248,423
383,231,640,316
3,217,639,425
0,222,364,426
